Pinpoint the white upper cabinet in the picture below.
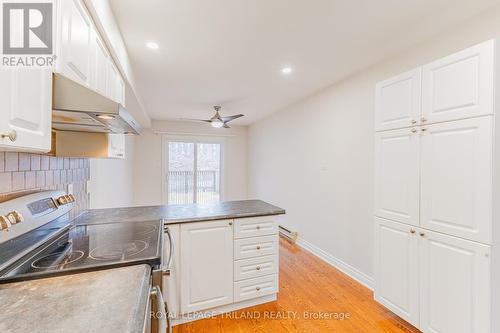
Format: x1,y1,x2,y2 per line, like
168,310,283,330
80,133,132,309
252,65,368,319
180,219,234,313
90,30,109,95
375,68,422,131
422,40,494,124
0,68,52,152
420,117,492,244
59,0,126,104
106,61,120,103
58,0,92,87
375,218,419,327
375,127,420,226
420,230,490,333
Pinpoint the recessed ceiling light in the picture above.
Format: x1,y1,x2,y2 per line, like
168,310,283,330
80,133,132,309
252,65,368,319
146,41,159,50
281,67,293,74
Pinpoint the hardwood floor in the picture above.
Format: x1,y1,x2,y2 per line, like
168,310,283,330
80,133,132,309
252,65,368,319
174,237,421,333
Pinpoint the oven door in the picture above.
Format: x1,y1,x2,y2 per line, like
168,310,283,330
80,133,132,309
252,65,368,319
150,285,168,333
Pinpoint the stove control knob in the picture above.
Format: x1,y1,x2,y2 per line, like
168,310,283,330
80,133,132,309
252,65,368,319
68,194,76,203
0,216,12,231
57,196,67,205
6,211,23,224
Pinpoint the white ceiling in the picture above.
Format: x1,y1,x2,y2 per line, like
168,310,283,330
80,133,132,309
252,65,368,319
109,0,500,125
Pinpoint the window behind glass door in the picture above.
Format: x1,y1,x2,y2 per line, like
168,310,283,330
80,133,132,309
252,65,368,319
167,141,222,204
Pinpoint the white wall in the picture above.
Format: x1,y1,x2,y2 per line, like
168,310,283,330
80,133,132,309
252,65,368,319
89,135,135,209
247,6,500,281
132,120,248,206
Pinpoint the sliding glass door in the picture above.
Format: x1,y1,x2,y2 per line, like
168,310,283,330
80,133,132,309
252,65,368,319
166,139,222,204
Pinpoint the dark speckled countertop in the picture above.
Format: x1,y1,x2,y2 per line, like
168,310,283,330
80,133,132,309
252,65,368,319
74,200,285,225
0,265,151,333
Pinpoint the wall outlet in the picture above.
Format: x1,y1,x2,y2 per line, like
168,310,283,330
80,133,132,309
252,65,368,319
67,183,74,195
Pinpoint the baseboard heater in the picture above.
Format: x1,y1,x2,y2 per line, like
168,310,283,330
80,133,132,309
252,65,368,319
279,224,298,243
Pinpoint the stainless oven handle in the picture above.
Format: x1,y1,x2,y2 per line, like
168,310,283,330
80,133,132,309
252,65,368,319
163,225,174,276
150,285,169,333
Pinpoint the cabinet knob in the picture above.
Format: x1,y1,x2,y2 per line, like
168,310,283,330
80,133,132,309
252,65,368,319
256,266,261,271
256,226,261,230
256,287,261,291
256,246,261,250
419,232,425,237
0,130,17,142
411,128,417,133
228,222,232,226
421,128,427,132
410,229,416,234
421,117,427,123
411,119,417,124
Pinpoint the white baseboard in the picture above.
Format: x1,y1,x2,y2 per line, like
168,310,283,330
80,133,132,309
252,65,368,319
296,237,374,290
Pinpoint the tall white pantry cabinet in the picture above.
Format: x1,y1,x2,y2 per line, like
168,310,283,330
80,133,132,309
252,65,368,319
374,39,500,333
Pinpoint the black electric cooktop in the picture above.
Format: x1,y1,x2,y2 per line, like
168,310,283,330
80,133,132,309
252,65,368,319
0,221,163,283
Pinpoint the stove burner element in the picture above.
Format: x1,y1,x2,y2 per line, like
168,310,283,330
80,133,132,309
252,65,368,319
137,225,156,235
31,250,85,269
89,240,148,261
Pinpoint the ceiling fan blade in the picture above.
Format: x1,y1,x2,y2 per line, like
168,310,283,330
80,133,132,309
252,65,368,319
180,118,212,123
223,123,231,128
221,114,244,122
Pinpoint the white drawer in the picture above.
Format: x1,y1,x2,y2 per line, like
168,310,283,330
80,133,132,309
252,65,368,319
234,216,278,239
234,274,278,302
234,235,278,260
234,255,278,281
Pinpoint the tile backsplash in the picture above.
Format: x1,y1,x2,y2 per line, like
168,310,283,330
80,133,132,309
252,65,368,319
0,152,90,217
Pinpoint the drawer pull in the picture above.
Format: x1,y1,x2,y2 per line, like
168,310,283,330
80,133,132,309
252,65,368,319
256,266,261,271
256,287,261,291
256,226,261,230
256,246,261,250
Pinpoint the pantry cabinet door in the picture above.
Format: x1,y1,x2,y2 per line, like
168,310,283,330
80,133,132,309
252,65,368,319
422,40,494,124
375,68,421,131
375,127,420,226
58,0,92,86
374,217,419,327
180,219,234,313
420,230,490,333
420,117,492,243
0,68,52,152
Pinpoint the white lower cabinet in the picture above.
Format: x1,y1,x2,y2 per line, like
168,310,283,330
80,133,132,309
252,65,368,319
179,219,234,313
420,230,490,333
234,274,278,302
375,218,491,333
374,217,419,327
171,216,279,323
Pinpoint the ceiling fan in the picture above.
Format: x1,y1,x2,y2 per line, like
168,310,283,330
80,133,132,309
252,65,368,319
189,106,244,128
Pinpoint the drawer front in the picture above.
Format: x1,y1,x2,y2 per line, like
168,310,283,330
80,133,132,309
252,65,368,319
234,255,278,281
234,216,278,239
234,235,278,260
234,274,278,302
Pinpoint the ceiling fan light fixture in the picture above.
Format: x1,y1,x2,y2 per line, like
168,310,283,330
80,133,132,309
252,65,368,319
211,119,224,128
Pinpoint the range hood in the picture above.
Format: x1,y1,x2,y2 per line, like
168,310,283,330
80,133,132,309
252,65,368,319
52,74,141,134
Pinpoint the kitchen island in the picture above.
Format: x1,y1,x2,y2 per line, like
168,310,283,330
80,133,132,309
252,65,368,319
75,199,286,326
